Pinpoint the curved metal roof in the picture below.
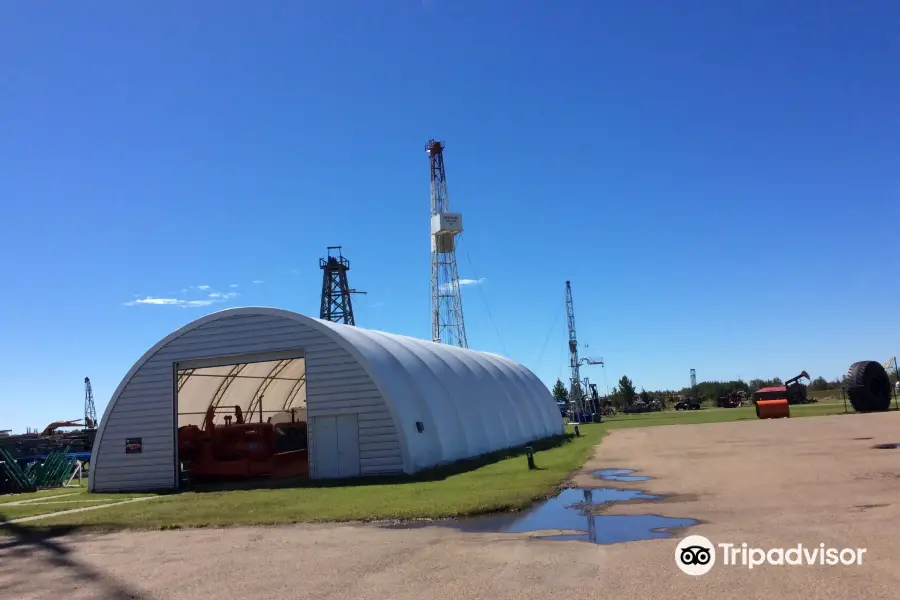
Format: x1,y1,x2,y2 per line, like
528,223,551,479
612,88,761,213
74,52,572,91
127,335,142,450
94,307,563,476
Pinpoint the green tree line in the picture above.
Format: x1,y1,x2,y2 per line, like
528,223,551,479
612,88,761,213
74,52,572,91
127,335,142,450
549,369,892,411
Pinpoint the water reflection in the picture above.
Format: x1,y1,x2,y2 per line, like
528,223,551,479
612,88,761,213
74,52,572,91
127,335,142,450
384,487,698,545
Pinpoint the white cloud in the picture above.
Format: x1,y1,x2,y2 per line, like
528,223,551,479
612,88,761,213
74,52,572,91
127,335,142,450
126,279,252,309
372,301,385,308
181,300,215,307
458,278,487,286
252,279,264,284
124,296,214,308
439,277,487,293
124,289,238,308
124,297,182,306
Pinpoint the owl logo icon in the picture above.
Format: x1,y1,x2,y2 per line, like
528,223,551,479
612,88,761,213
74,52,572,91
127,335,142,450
675,535,716,576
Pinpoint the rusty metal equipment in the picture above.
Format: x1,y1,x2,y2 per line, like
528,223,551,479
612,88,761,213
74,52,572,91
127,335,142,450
178,406,308,484
784,371,811,404
0,421,96,461
41,420,84,437
753,371,811,406
756,399,790,419
716,391,743,408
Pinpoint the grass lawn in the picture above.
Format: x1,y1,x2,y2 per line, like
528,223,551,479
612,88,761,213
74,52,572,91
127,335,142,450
0,401,851,532
605,400,849,428
0,481,158,505
807,388,847,402
0,499,129,520
0,480,90,504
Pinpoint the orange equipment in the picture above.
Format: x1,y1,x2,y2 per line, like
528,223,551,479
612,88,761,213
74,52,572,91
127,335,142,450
754,371,811,405
41,419,84,437
177,405,308,482
756,399,790,419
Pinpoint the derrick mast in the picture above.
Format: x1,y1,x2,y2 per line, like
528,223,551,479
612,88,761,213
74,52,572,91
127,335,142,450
319,246,366,325
427,139,467,347
565,281,583,416
84,377,97,429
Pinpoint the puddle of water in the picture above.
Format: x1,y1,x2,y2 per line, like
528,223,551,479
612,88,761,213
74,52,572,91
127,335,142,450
593,469,651,482
534,514,698,544
385,487,698,544
872,443,900,449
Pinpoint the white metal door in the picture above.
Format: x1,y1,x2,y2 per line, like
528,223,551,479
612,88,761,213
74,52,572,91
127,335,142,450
311,414,360,479
335,414,360,478
312,415,339,479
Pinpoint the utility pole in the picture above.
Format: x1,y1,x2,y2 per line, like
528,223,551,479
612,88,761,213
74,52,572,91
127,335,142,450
84,377,97,429
427,139,467,347
319,246,366,325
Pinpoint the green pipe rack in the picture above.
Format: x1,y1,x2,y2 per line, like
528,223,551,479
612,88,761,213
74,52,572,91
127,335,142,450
0,446,78,494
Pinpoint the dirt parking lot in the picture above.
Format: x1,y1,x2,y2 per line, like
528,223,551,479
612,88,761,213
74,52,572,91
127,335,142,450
3,412,900,600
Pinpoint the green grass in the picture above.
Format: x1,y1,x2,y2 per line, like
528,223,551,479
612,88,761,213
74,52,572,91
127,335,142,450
0,481,157,506
0,499,127,520
0,402,852,533
605,400,848,428
807,388,847,402
0,477,87,504
4,427,603,531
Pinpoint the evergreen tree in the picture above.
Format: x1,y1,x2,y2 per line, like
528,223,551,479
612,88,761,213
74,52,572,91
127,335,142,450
551,378,569,403
618,375,637,406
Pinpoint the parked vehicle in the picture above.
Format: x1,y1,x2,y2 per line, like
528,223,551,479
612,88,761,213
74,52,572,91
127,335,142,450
675,397,702,410
716,391,743,408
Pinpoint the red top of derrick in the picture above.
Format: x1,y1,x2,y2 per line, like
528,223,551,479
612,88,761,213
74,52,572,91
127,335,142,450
426,139,444,154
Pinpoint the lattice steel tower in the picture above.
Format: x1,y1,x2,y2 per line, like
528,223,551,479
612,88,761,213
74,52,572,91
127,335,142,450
319,246,366,326
690,369,697,392
84,377,97,429
565,281,583,414
427,139,467,347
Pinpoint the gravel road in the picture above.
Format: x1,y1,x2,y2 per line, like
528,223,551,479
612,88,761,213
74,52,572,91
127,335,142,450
3,411,898,599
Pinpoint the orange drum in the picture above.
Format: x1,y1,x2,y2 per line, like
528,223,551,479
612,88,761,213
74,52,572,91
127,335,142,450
756,399,790,419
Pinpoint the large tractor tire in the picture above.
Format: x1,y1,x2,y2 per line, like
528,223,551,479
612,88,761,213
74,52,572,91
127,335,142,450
845,361,892,413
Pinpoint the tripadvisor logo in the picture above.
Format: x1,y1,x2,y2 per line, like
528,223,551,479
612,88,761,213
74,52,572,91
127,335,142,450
675,535,867,575
676,535,716,576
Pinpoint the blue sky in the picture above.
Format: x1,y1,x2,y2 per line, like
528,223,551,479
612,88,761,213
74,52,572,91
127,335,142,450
2,1,898,432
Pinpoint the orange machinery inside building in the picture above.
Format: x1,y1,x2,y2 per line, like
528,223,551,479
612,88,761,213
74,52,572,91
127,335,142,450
177,405,308,482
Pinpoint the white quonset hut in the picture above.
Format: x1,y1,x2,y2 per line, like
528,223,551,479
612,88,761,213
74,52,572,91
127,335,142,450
89,307,563,492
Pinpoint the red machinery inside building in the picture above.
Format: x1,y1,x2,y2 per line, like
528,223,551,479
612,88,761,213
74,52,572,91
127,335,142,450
178,405,308,483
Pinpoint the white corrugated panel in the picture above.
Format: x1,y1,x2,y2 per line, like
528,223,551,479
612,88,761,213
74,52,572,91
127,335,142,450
316,318,563,472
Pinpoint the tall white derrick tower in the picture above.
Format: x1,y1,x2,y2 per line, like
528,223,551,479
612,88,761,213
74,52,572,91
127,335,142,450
427,139,468,348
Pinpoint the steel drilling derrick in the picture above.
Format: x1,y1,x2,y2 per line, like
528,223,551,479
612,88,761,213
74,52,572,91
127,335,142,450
564,281,604,421
427,139,467,347
84,377,97,429
565,281,582,415
319,246,366,326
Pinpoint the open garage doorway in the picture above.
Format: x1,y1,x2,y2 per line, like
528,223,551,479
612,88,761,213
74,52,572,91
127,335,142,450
175,350,309,488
